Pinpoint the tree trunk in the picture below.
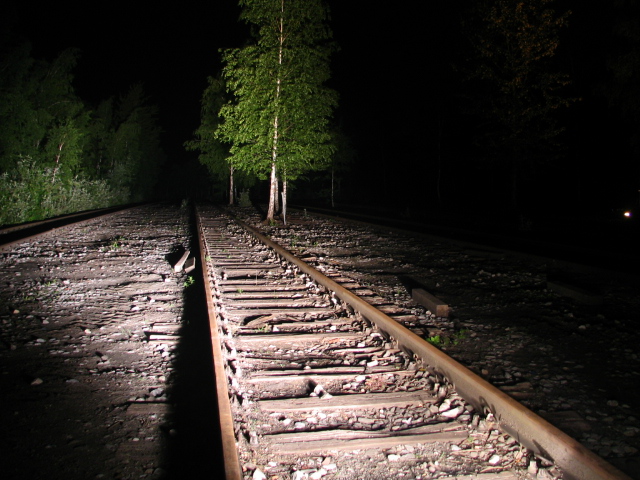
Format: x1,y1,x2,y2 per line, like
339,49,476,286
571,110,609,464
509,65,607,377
331,165,335,208
282,177,288,225
266,1,285,223
51,141,65,184
436,119,443,209
510,159,519,212
267,160,277,222
229,164,235,206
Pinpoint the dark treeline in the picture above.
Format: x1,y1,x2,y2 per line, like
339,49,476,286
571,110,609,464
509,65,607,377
0,43,164,225
311,0,640,225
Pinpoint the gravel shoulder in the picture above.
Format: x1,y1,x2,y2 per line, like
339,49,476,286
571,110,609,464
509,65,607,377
0,203,218,480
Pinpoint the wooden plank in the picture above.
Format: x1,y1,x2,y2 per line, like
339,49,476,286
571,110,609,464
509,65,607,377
149,322,181,331
215,262,278,268
248,364,404,377
259,391,436,412
145,332,180,341
220,284,308,293
405,275,437,290
242,317,354,330
547,280,603,305
184,256,196,273
269,423,464,442
498,382,534,400
454,473,519,480
221,266,283,278
541,410,592,435
267,427,469,454
224,297,329,308
173,249,190,272
127,402,172,415
224,307,333,319
411,288,449,317
224,291,312,299
375,305,409,315
236,332,361,348
247,370,415,385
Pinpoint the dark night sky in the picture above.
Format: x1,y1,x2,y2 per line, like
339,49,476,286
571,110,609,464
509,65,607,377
2,1,638,215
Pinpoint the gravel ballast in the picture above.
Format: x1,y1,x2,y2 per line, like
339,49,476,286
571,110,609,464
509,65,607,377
0,203,219,480
2,204,639,479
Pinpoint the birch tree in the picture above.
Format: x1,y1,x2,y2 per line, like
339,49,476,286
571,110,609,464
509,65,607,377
216,0,337,222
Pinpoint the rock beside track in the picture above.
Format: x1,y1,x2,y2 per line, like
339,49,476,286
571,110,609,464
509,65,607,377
0,203,215,480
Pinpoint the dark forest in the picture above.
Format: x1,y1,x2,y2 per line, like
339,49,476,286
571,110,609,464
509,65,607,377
1,0,639,230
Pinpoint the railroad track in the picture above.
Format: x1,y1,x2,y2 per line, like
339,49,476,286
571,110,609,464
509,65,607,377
195,205,633,480
2,204,635,479
0,204,137,252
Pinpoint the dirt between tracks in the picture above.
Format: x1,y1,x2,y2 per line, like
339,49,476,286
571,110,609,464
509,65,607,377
0,204,219,480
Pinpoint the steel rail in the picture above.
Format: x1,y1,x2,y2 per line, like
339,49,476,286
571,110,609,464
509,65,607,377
0,204,140,252
233,215,632,480
196,207,243,480
291,206,640,278
0,205,133,235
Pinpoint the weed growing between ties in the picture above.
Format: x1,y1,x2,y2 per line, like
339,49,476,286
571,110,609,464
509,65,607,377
427,329,469,348
102,236,126,252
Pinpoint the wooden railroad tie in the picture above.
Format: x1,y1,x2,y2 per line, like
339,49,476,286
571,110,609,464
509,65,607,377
546,280,603,306
411,288,449,318
173,249,190,272
259,391,436,412
266,424,469,454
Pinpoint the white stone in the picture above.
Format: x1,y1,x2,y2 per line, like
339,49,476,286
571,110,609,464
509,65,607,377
252,468,267,480
310,469,327,479
440,407,462,418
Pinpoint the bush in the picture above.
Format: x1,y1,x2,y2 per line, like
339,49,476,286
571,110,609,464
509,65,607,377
0,158,130,225
238,189,252,207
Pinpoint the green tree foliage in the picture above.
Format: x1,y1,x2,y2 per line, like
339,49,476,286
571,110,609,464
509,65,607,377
185,73,255,204
186,74,229,177
216,0,338,222
104,84,165,200
465,0,576,211
0,45,87,176
0,45,164,224
299,125,355,207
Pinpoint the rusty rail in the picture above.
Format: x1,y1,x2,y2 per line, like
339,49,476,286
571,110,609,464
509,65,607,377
0,204,140,252
196,208,243,480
